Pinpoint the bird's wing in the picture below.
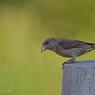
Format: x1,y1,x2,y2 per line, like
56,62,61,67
58,39,90,49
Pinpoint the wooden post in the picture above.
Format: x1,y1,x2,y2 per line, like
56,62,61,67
62,60,95,95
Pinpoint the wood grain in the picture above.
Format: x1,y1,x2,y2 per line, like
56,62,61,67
62,60,95,95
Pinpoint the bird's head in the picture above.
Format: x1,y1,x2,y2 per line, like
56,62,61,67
41,38,56,52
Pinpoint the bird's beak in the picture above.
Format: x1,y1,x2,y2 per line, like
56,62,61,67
41,45,47,52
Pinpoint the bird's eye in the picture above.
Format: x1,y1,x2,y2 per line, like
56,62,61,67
45,42,49,45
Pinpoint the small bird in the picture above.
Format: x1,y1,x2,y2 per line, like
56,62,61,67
41,38,95,64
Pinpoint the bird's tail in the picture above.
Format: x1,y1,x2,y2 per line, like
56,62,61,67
92,45,95,49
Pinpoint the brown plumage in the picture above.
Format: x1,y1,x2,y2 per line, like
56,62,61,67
41,38,95,64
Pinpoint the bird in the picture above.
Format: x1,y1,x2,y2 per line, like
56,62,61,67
41,38,95,65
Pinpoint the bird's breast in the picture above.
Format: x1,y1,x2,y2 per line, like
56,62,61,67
51,47,72,58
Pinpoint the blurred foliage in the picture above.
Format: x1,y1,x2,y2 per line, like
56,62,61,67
0,0,95,95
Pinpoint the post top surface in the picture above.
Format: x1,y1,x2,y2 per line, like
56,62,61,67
64,60,95,66
76,60,95,63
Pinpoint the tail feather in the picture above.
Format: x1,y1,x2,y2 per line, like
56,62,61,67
92,45,95,49
86,42,95,49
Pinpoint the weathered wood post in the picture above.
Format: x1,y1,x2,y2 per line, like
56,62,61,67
62,60,95,95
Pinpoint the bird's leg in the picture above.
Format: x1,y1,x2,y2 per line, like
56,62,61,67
64,58,76,64
62,58,76,69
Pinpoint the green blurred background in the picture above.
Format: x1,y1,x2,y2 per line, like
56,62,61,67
0,0,95,95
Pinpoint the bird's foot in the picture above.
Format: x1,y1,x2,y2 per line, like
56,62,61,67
64,58,75,64
62,58,75,70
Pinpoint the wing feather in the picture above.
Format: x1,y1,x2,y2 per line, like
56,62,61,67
58,39,94,49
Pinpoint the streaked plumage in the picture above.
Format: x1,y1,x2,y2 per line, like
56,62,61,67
41,38,95,64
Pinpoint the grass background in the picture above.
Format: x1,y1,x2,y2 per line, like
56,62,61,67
0,0,95,95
